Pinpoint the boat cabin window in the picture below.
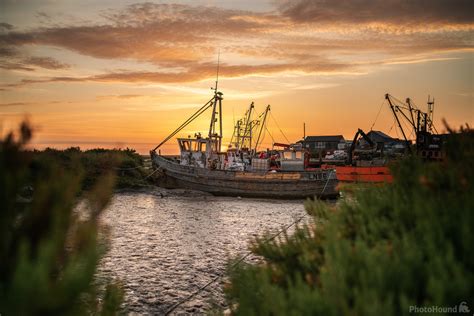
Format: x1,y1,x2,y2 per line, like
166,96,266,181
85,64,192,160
199,142,206,152
283,151,293,160
181,140,190,151
179,139,208,152
282,150,303,160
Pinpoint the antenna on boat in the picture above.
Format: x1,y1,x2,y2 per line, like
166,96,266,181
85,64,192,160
152,52,224,154
208,50,223,152
212,50,220,93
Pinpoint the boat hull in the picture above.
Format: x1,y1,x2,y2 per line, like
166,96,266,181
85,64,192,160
334,166,393,183
151,154,338,199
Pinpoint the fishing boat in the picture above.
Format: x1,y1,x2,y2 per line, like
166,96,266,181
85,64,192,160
323,94,443,183
323,128,394,183
150,79,338,199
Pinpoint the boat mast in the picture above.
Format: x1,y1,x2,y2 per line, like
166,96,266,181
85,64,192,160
254,104,271,152
208,52,223,152
385,93,412,153
427,96,437,133
241,102,254,150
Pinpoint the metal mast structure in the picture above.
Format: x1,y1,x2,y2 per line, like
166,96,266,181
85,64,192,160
386,93,412,152
153,52,224,153
254,104,271,152
385,93,438,154
229,102,254,150
208,52,223,152
427,95,436,133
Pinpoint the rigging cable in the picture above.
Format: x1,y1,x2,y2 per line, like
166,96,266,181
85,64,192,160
265,124,276,145
164,212,309,315
370,96,386,131
393,117,400,139
163,171,335,315
269,112,290,143
153,97,214,151
256,115,268,151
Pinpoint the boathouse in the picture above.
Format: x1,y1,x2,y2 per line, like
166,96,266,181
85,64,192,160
300,135,345,154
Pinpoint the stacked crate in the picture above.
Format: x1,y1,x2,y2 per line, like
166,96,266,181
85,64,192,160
251,158,270,171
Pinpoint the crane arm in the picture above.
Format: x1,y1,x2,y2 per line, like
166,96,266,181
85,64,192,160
153,97,214,152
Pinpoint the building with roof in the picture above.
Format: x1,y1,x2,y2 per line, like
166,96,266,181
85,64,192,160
362,130,407,152
300,135,346,154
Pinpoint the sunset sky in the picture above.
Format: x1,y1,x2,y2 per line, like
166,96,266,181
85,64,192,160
1,0,473,154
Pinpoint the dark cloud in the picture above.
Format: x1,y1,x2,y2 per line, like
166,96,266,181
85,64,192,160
35,11,51,20
0,46,19,57
24,57,70,69
0,62,35,71
0,3,264,64
0,55,70,71
280,0,474,25
0,102,29,107
0,22,14,30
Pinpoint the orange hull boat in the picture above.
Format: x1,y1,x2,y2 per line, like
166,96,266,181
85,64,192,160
335,166,393,183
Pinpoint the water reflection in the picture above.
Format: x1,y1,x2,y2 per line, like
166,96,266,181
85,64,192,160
99,193,306,315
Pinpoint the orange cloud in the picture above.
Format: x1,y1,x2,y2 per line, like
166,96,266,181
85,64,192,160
2,59,353,88
0,2,472,90
279,0,474,25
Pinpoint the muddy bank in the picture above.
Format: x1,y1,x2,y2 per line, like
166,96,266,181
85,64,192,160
98,192,307,315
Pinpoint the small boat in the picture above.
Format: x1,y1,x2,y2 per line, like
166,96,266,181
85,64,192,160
150,83,338,199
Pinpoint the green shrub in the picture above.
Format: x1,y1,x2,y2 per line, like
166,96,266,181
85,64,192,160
226,127,473,316
30,146,150,190
0,123,123,315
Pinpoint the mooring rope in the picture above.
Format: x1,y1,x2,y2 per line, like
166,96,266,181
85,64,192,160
112,165,144,170
164,169,335,314
320,169,334,195
163,212,309,315
143,167,161,180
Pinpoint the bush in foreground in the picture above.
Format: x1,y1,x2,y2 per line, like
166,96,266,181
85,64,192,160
0,123,123,315
226,127,473,316
31,147,150,191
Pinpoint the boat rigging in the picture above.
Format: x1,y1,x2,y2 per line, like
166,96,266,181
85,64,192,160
385,93,443,159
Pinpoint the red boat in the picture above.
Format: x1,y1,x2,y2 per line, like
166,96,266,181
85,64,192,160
323,94,442,184
333,165,392,183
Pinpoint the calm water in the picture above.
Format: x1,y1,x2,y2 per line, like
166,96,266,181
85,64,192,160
98,190,307,315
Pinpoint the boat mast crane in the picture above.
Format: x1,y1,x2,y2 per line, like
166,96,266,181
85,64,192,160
386,93,412,153
240,102,255,150
427,95,436,133
385,93,438,154
229,102,254,150
347,128,376,165
152,96,215,152
153,53,223,153
208,51,223,152
254,104,271,152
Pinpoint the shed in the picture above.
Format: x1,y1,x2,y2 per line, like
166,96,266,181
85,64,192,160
301,135,345,152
